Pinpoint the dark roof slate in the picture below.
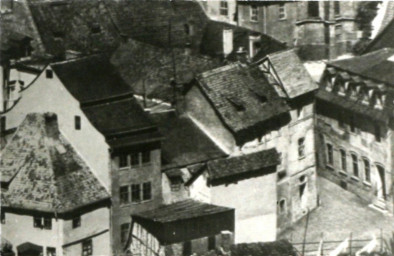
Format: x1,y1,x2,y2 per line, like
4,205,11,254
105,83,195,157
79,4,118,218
0,113,110,213
207,149,279,183
51,54,132,103
132,199,233,223
196,63,289,139
328,48,394,86
267,49,318,98
151,111,226,169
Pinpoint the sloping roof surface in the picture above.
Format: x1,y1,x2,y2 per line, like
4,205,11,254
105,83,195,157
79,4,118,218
82,96,155,137
365,19,394,53
328,48,394,86
196,63,289,136
132,199,233,223
51,54,132,103
151,111,226,169
207,149,279,182
0,113,109,213
268,49,318,98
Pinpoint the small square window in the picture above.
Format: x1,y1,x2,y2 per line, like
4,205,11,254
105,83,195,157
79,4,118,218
43,217,52,230
75,116,81,130
1,211,5,224
72,216,81,229
47,247,56,256
46,69,53,78
82,239,93,256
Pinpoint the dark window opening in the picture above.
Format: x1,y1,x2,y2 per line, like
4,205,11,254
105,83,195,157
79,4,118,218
143,182,152,201
119,154,128,168
340,149,346,171
250,5,258,21
338,111,345,128
82,239,93,256
220,0,228,16
375,124,381,142
350,115,356,133
34,217,42,228
308,1,319,18
131,184,141,202
43,217,52,230
208,236,216,250
183,241,192,256
299,183,306,199
46,69,53,78
72,216,81,229
278,199,286,214
47,247,56,256
298,137,305,158
120,186,129,204
279,3,286,19
326,144,333,166
1,116,6,132
351,154,358,177
75,115,81,130
1,211,5,224
334,1,340,15
277,170,286,181
363,159,371,183
121,223,130,245
142,151,150,163
170,176,183,191
130,152,139,166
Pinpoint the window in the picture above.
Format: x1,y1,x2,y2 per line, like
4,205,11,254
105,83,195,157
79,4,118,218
334,1,340,15
143,182,152,201
250,5,258,21
120,186,129,204
299,176,307,199
141,151,150,164
351,154,359,177
298,138,305,158
75,115,81,130
220,0,228,16
121,223,130,245
1,211,5,224
46,69,53,78
0,116,5,132
72,216,81,229
34,217,42,228
43,217,52,229
308,1,319,17
363,158,371,183
82,239,93,256
131,184,141,202
47,247,56,256
130,152,139,166
170,176,183,191
326,144,333,166
340,149,346,171
278,199,287,214
375,124,381,142
279,3,286,19
349,115,356,133
335,24,342,43
119,154,128,168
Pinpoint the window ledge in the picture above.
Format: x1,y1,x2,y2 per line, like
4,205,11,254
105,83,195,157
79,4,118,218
350,176,359,182
298,156,306,161
326,165,334,171
119,167,130,171
339,170,348,176
363,181,371,187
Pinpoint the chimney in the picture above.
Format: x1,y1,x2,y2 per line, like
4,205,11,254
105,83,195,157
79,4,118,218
223,28,233,57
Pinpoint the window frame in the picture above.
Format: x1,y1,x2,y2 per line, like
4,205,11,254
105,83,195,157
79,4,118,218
340,149,347,172
75,115,81,130
219,0,228,16
363,158,371,184
72,216,81,229
298,137,306,159
131,184,141,203
47,247,56,256
374,124,381,142
43,217,52,230
120,223,130,245
326,143,334,167
34,216,42,228
82,239,93,256
250,5,258,22
278,3,286,20
142,182,152,201
307,1,319,18
351,153,359,178
120,186,130,205
119,154,128,168
130,152,140,166
334,1,340,16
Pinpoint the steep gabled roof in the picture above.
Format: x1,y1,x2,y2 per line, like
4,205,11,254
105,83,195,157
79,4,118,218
0,113,110,213
196,63,289,142
327,48,394,86
364,19,394,53
207,149,279,185
267,49,318,98
51,54,132,104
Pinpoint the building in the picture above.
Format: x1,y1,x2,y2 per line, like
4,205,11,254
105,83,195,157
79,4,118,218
175,49,318,240
0,54,163,255
197,0,237,25
237,1,362,60
126,200,234,256
364,18,394,54
315,48,394,215
1,113,111,256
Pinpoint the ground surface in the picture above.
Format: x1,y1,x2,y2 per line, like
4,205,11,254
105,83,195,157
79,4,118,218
278,177,394,253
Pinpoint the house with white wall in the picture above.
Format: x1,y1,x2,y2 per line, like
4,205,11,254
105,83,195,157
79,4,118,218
1,113,111,256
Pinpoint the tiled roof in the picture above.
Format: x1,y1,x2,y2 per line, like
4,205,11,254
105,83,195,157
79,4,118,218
82,96,156,138
132,199,233,223
51,54,132,104
27,0,119,57
365,19,394,53
328,48,394,86
0,113,110,213
207,149,279,184
151,111,226,169
267,49,318,98
196,63,289,142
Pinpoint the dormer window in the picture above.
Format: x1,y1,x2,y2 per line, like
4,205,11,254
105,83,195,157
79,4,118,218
338,82,346,96
349,85,357,99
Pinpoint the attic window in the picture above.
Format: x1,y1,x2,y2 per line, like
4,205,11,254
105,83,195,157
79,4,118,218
46,70,53,79
91,23,101,34
227,96,245,111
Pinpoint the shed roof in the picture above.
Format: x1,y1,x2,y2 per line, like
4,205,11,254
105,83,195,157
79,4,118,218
132,199,233,223
196,63,289,140
267,49,318,98
51,54,132,103
0,113,110,214
207,149,279,184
